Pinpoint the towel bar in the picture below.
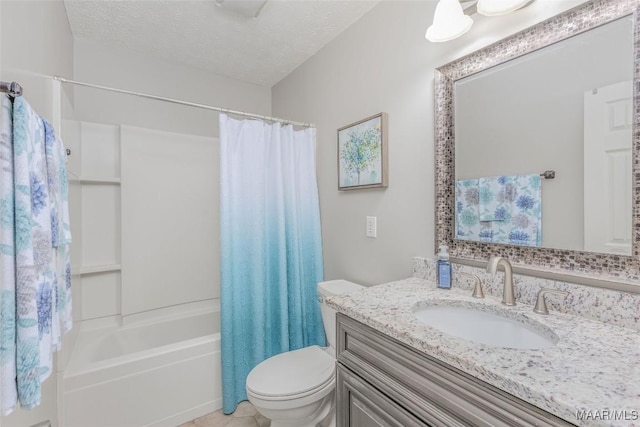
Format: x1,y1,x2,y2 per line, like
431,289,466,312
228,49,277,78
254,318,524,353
540,170,555,179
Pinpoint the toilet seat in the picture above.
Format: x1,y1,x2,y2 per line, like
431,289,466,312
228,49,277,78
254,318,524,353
246,345,335,400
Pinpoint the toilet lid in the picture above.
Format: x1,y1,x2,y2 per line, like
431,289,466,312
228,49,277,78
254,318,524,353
246,346,335,398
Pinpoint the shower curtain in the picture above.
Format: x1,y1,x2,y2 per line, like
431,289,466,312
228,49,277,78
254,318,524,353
0,95,72,415
219,114,325,414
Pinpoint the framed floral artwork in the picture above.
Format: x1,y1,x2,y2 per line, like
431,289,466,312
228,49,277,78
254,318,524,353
337,112,388,190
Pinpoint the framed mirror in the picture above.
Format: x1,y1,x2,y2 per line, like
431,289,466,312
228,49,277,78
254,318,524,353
434,0,640,288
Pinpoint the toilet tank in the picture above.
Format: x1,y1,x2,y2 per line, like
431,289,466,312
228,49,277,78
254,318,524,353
317,280,364,354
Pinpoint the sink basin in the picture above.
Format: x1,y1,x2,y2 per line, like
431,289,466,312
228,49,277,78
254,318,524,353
413,304,557,350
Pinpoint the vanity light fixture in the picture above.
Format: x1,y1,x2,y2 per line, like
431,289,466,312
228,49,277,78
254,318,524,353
426,0,533,42
477,0,531,16
426,0,474,43
213,0,268,19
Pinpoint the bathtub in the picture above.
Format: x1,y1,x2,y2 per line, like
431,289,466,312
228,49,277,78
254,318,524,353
63,306,222,427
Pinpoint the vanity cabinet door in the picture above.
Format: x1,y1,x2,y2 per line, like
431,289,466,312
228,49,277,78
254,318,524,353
336,363,427,427
336,313,575,427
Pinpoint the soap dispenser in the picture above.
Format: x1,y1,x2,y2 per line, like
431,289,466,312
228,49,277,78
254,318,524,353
437,245,452,289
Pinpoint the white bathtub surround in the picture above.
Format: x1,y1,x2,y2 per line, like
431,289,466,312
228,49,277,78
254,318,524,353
61,117,226,427
121,125,218,316
63,305,221,427
413,257,640,331
326,278,640,427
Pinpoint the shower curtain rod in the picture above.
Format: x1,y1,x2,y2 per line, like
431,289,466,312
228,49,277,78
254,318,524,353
53,76,315,128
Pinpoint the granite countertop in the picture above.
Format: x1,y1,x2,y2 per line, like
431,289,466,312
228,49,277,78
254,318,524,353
326,277,640,427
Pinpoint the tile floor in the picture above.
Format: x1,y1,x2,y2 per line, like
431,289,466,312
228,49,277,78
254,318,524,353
178,401,270,427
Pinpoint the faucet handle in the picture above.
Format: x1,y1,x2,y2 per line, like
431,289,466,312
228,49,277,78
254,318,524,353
533,289,569,315
458,272,484,298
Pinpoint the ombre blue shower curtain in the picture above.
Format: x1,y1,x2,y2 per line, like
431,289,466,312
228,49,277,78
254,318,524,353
219,114,326,414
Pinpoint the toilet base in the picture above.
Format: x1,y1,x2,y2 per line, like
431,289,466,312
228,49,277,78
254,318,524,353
268,394,334,427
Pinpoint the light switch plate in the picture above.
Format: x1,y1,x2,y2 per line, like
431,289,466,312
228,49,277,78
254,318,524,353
366,216,377,238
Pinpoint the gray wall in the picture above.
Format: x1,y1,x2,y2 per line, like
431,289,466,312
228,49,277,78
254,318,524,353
1,0,74,121
272,0,587,286
1,2,73,426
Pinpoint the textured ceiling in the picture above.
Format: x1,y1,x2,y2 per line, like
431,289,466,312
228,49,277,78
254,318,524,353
64,0,380,87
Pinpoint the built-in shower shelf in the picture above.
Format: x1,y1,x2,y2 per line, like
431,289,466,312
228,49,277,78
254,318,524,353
69,177,121,184
73,264,122,275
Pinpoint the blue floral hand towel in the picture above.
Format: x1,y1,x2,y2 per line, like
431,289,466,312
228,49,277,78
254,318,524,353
0,94,18,415
455,174,542,247
499,174,542,246
478,176,510,221
455,179,491,242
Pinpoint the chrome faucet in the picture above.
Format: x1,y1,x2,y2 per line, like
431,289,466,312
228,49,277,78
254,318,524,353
486,256,515,306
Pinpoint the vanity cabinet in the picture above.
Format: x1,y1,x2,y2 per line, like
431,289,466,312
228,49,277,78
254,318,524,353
336,313,575,427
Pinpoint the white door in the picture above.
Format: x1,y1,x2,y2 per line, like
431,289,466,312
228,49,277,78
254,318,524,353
584,81,632,255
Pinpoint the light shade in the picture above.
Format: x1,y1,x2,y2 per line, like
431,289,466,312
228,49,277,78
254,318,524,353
214,0,269,18
426,0,474,43
477,0,530,16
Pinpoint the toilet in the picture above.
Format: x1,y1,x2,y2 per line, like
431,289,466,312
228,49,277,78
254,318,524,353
246,279,364,427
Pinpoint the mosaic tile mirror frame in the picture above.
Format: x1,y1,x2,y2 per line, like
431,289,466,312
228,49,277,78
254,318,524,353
434,0,640,288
